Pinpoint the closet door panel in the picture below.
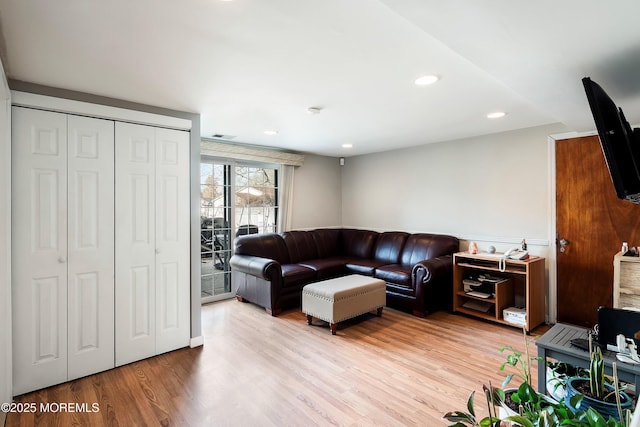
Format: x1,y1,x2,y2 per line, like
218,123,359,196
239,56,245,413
115,122,156,366
12,107,68,394
67,115,115,380
155,128,190,353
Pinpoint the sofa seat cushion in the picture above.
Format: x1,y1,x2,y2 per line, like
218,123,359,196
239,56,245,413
374,264,411,287
281,264,316,287
298,257,347,279
345,259,390,276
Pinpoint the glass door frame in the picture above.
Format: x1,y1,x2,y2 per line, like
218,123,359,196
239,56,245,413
200,156,280,304
200,158,233,304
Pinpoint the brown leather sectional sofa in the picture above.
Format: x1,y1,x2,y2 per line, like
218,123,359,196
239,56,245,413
229,228,459,317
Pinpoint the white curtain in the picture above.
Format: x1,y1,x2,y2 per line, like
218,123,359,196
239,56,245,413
278,164,296,232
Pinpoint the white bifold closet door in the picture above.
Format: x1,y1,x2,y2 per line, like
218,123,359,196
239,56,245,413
12,107,114,395
66,114,115,380
115,122,190,366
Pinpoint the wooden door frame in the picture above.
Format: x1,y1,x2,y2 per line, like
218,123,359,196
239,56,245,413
547,130,600,325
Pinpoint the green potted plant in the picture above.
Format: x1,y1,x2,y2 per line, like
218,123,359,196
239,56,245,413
546,361,588,401
445,327,567,426
444,327,634,427
564,346,633,421
498,328,558,418
443,381,629,427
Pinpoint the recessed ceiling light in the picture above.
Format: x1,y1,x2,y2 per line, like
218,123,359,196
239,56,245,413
414,75,439,86
263,130,278,135
342,143,353,149
307,107,322,115
487,111,507,119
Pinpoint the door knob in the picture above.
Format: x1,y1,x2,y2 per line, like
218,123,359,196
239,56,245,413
58,256,67,263
558,238,569,253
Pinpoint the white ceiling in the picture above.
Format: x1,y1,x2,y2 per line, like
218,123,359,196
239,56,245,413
1,0,640,157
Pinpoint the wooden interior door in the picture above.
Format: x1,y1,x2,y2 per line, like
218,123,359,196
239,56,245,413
556,135,640,327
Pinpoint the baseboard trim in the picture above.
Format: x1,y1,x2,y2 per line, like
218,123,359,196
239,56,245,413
190,336,204,348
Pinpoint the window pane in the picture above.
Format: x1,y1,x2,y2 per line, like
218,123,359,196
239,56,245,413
261,169,276,187
200,163,213,185
233,165,278,235
235,166,248,187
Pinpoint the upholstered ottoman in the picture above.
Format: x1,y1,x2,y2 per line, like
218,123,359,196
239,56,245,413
302,274,386,335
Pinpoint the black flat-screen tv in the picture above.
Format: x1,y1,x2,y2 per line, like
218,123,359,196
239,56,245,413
583,77,640,203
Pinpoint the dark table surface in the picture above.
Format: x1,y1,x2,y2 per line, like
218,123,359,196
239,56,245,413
536,323,640,394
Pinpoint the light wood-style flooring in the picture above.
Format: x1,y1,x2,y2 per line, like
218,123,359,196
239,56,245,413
6,300,549,426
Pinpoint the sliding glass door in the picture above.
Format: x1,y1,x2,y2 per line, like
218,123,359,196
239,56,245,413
200,158,279,303
200,162,232,302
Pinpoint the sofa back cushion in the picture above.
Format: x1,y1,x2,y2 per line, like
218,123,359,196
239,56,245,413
400,233,459,266
282,230,319,263
234,233,290,264
310,228,341,258
373,232,409,264
340,229,378,258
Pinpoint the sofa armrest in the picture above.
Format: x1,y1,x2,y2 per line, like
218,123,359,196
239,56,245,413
412,254,454,313
412,255,453,285
230,254,282,281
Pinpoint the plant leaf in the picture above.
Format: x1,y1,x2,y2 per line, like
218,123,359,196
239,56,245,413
478,417,502,427
517,381,538,404
483,384,503,406
466,390,476,417
442,411,473,425
568,393,583,410
501,373,514,388
504,415,535,427
584,407,607,426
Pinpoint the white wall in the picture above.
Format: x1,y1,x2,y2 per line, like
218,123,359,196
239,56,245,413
341,123,567,256
0,61,11,422
290,154,342,229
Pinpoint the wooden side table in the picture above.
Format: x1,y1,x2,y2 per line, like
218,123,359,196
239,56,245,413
453,252,545,332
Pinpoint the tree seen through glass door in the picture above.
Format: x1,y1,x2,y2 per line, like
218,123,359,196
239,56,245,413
235,165,278,235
